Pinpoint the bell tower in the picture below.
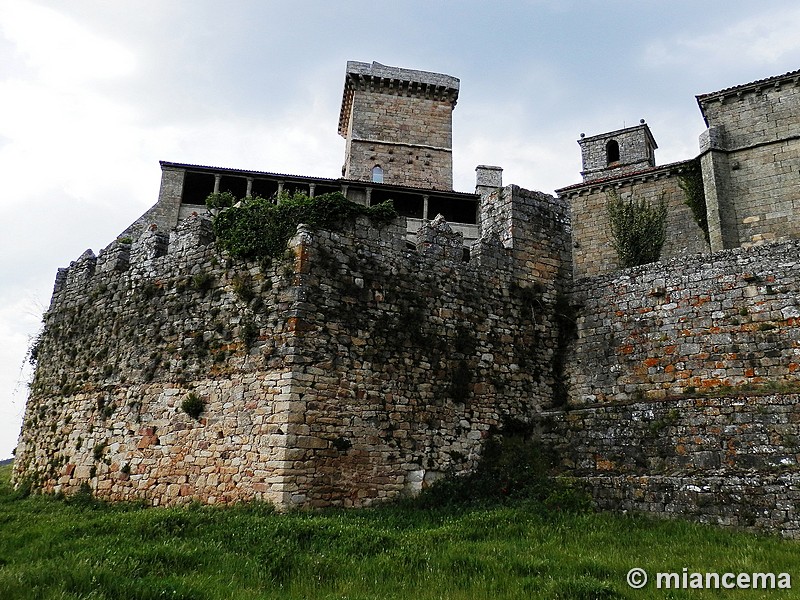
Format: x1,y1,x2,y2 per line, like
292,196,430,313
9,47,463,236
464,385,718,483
578,120,657,182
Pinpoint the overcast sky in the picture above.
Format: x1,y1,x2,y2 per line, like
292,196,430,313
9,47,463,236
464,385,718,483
1,0,799,460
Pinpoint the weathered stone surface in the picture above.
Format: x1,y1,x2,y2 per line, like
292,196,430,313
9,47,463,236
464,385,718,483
12,63,800,540
340,61,457,190
14,188,569,510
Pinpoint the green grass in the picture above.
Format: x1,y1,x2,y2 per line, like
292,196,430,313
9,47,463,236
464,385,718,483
0,464,797,599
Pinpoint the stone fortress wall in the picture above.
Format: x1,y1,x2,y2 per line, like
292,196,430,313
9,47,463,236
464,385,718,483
545,240,800,537
13,63,800,536
13,186,572,508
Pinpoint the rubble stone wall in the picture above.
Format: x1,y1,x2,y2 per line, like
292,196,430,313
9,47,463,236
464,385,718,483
566,238,800,404
543,238,800,537
13,217,299,505
277,215,562,506
563,168,710,279
14,186,571,508
541,394,800,538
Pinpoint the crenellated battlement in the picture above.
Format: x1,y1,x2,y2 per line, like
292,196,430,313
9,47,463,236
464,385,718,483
16,185,571,508
14,62,800,538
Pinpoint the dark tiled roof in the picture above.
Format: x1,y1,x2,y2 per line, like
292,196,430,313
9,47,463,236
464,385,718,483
696,68,800,103
160,161,340,183
159,161,478,199
555,158,696,195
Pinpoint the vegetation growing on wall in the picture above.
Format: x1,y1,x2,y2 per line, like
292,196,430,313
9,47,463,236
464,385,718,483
211,191,397,260
413,419,588,511
205,190,237,211
552,294,578,408
181,393,205,420
678,159,709,242
606,191,667,268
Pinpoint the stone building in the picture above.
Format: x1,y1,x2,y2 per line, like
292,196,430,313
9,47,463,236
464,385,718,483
557,68,800,278
698,70,800,251
13,63,800,537
339,61,459,190
128,61,479,247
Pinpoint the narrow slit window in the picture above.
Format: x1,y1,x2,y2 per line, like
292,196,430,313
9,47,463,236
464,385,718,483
371,165,384,183
606,139,620,165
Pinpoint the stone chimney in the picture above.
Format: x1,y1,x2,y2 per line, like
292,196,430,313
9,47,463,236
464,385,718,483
475,165,503,196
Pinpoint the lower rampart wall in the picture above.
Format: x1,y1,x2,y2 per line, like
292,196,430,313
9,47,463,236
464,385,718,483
550,239,800,537
14,216,298,505
541,394,800,537
567,239,800,404
15,189,569,508
278,215,562,506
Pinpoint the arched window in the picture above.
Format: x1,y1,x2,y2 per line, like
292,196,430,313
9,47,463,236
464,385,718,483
606,139,620,165
371,165,384,183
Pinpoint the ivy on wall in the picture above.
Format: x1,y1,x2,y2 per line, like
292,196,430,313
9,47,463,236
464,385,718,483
210,191,397,260
677,159,709,243
606,190,667,268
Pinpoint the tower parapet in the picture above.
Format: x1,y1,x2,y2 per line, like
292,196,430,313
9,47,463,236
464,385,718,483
339,61,459,190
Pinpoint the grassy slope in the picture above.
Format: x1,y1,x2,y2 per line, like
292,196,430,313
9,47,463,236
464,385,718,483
0,464,797,599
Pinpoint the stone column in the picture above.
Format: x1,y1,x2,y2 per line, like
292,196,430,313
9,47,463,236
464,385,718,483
699,127,738,251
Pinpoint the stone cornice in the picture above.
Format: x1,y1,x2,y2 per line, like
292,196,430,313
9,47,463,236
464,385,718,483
555,158,696,198
696,69,800,124
338,61,459,137
347,136,452,153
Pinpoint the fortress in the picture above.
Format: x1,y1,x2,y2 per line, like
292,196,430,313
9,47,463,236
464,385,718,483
14,61,800,537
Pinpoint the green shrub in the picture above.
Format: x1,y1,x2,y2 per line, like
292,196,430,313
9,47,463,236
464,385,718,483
606,190,667,268
192,272,214,294
92,442,107,461
449,361,472,402
231,273,254,302
212,192,397,260
412,421,590,511
205,191,237,211
181,393,205,420
239,321,258,349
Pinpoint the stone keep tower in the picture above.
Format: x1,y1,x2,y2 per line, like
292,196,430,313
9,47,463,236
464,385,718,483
578,120,657,182
338,61,459,190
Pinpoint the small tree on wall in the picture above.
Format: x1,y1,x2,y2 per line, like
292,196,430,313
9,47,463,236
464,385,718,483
606,190,667,268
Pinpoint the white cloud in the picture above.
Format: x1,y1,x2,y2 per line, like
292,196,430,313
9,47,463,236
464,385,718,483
644,8,800,70
0,291,43,459
0,0,136,85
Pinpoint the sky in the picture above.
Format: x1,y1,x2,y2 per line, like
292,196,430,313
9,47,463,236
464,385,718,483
1,0,800,460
